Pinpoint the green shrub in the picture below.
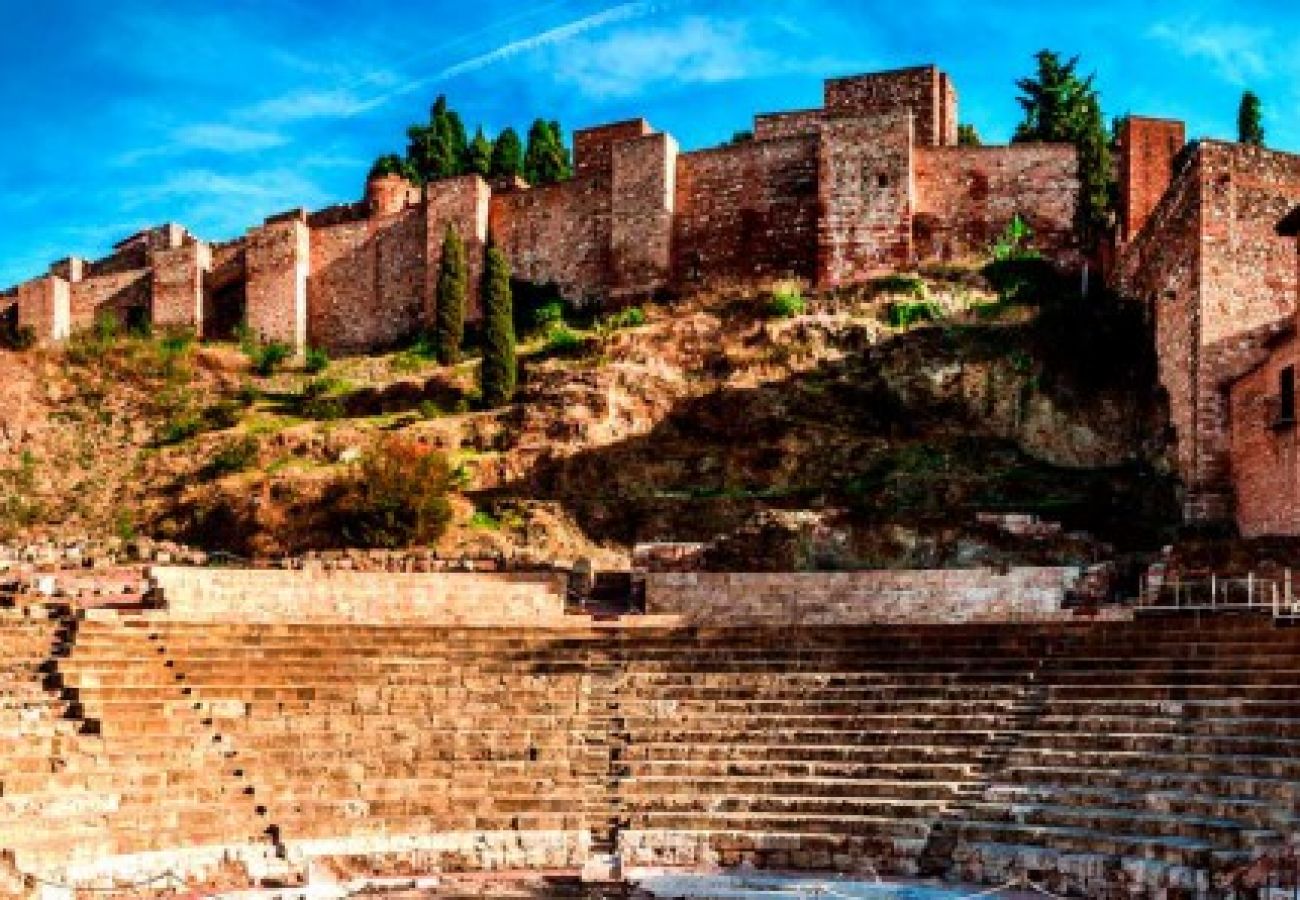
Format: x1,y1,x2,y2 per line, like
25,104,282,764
982,257,1062,306
300,377,346,420
887,301,941,329
604,306,646,329
417,399,443,419
765,283,806,319
203,400,243,430
304,346,330,374
543,323,585,357
532,300,565,332
871,273,928,299
469,510,502,530
235,381,261,407
335,436,454,548
991,213,1039,262
112,508,138,542
205,435,260,477
157,410,203,445
251,341,292,376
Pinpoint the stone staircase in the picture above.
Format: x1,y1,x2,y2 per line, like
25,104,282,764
3,612,1300,896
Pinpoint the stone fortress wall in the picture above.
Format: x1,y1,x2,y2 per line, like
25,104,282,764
5,65,1080,354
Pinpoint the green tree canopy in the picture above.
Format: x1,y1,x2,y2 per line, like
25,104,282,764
957,124,981,147
491,127,524,179
1238,91,1265,146
479,244,517,407
434,225,468,366
524,119,572,186
368,153,413,181
1012,50,1112,245
467,127,494,177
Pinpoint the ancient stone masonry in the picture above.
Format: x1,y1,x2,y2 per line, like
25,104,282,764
6,64,1080,353
1115,135,1300,527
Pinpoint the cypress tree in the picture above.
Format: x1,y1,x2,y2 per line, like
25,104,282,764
1238,91,1265,146
548,119,573,180
1012,50,1113,245
491,127,524,179
479,244,516,407
957,124,981,146
434,225,467,366
467,127,494,177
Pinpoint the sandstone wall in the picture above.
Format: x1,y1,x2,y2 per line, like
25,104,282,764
753,109,825,141
574,119,653,176
913,145,1078,262
672,137,819,289
67,269,150,331
1229,333,1300,536
151,241,210,333
426,175,491,321
644,568,1083,624
611,132,678,299
490,176,612,303
308,207,427,353
16,275,70,342
817,113,913,286
246,213,309,350
824,66,955,147
1117,117,1186,242
1119,142,1300,522
149,567,568,623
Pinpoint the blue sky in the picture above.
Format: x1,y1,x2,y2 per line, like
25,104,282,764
2,0,1297,287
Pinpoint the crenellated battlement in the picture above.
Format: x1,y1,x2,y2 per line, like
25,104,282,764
4,64,1080,353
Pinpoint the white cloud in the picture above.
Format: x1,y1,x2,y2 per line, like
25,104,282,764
368,1,672,106
551,16,765,98
243,88,385,124
1148,21,1271,86
172,124,287,153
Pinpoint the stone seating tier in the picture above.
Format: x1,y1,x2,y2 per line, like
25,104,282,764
7,614,1300,896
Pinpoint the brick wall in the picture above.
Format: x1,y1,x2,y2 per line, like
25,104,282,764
672,137,819,289
644,567,1084,624
16,276,70,342
817,113,914,286
245,213,309,350
1229,332,1300,536
149,566,568,623
610,132,678,300
574,119,652,176
1117,117,1187,242
824,66,954,147
307,208,428,353
753,109,825,141
490,175,612,302
1117,141,1300,523
426,175,490,321
151,241,210,333
68,270,151,331
913,145,1079,262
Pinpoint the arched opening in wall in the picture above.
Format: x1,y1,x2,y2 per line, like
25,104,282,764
205,278,247,342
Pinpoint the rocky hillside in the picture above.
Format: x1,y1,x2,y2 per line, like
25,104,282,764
0,267,1179,570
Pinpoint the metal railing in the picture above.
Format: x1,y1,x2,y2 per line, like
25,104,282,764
1138,570,1300,618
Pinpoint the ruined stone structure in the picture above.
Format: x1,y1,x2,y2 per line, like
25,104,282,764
4,65,1079,354
3,570,1299,896
1115,124,1300,532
